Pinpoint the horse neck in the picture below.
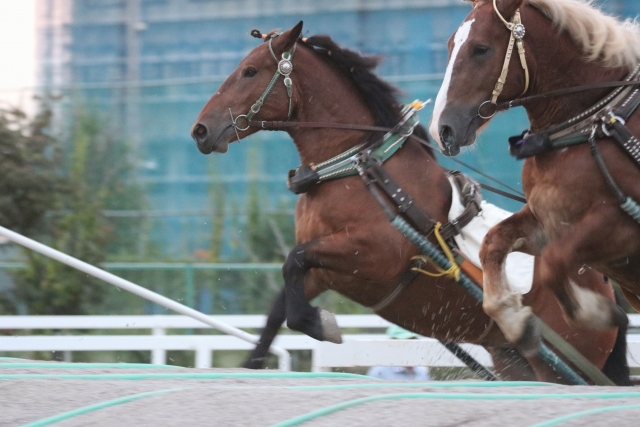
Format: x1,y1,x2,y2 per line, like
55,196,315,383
522,9,630,132
285,53,378,166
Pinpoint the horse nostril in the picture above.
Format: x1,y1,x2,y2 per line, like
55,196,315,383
439,125,454,145
192,123,209,141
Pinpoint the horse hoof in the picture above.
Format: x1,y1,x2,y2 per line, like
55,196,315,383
242,357,266,370
514,315,541,358
319,309,343,343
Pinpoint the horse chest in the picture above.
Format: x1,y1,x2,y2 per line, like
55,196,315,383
524,156,595,237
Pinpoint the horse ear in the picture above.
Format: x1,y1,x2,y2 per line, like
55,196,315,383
495,0,525,21
282,21,303,52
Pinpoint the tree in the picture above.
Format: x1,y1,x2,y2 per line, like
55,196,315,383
0,107,63,236
1,108,145,315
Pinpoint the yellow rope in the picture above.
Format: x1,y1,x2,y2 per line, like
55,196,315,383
410,222,461,281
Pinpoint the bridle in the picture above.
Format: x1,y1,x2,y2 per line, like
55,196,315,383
477,0,530,119
229,31,297,140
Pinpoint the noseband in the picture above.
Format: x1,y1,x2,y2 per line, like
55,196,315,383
229,32,297,139
478,0,530,119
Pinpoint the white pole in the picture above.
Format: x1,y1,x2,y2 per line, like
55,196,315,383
0,225,291,371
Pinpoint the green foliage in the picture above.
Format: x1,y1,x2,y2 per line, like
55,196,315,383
1,108,145,315
0,107,63,235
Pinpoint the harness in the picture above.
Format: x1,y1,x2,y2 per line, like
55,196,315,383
233,30,608,385
229,31,296,139
229,34,484,306
478,0,530,120
478,0,640,228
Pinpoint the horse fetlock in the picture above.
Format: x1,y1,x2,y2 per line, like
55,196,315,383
319,308,343,344
513,313,541,358
286,308,324,341
570,284,629,329
489,302,537,349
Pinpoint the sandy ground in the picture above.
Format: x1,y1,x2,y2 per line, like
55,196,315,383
1,359,640,426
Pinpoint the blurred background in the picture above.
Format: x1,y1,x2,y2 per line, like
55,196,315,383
0,0,638,367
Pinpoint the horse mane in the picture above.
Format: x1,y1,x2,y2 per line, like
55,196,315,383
301,35,402,129
528,0,640,69
299,35,433,154
472,0,640,69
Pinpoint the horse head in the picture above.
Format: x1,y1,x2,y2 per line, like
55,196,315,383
191,21,304,154
429,0,529,156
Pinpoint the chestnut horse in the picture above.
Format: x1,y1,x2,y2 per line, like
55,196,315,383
430,0,639,353
191,22,628,383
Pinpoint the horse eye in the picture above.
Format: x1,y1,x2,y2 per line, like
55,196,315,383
473,45,490,56
243,68,258,78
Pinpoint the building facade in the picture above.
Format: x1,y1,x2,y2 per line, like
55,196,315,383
36,0,639,258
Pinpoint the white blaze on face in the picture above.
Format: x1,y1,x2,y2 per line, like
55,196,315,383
429,19,476,148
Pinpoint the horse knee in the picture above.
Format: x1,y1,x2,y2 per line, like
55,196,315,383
479,230,504,266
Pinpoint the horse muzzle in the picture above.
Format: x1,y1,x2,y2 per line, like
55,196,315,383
191,121,231,154
436,107,480,157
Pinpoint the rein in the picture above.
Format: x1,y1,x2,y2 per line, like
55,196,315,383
497,80,640,111
248,117,527,203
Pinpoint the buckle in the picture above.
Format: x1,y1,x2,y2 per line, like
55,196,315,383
450,218,462,236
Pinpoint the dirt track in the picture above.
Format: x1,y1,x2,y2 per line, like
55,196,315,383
1,359,640,426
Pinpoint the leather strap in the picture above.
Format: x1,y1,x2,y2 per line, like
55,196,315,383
441,172,483,241
366,163,436,236
606,118,640,168
500,80,640,110
369,257,427,312
621,287,640,313
366,165,482,242
250,120,395,133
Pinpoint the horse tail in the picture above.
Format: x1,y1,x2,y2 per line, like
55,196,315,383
601,290,632,386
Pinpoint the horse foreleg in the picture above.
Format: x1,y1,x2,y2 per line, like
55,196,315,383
488,347,536,381
537,207,628,331
489,346,574,383
480,205,545,356
282,242,342,343
244,282,327,369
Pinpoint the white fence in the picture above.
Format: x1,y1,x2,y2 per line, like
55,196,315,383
1,314,639,371
0,225,292,370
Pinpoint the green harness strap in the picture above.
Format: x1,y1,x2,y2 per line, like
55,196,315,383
287,102,424,193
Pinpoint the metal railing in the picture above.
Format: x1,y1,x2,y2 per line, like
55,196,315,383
1,314,639,371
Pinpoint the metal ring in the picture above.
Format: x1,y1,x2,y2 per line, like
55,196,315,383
234,114,251,131
478,100,498,120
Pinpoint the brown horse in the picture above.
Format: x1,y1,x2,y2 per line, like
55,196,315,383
430,0,639,353
191,22,628,383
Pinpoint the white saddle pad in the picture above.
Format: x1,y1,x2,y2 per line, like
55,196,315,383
448,177,534,295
